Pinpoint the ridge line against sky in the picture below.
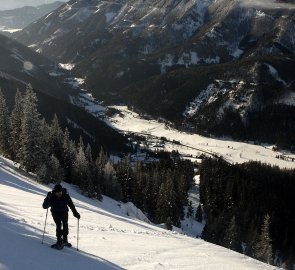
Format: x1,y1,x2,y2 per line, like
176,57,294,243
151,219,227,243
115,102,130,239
1,0,295,11
0,0,67,11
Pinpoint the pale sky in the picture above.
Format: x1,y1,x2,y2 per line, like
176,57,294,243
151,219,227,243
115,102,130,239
0,0,67,10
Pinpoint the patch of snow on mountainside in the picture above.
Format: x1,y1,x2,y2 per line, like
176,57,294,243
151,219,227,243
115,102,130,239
265,63,294,87
59,63,75,70
71,92,106,117
276,91,295,106
65,7,96,23
105,11,117,23
184,80,256,120
0,26,21,33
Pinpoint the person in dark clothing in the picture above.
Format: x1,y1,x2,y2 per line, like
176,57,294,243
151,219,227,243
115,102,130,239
42,184,80,249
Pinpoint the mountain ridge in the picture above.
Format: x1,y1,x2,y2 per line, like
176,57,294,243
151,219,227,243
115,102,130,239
12,0,295,148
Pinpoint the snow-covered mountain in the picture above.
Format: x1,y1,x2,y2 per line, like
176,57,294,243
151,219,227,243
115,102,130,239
0,0,67,11
13,0,295,148
0,155,280,270
0,2,64,31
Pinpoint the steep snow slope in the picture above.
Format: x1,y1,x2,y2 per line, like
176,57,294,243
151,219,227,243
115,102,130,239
0,156,280,270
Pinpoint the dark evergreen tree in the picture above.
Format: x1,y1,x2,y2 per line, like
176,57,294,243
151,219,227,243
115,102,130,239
155,173,180,226
253,214,273,264
187,201,194,218
9,89,23,161
73,138,89,187
18,84,46,172
48,114,63,160
61,128,76,181
116,156,134,202
94,147,108,200
103,161,122,201
84,143,96,198
165,217,173,230
223,216,239,251
0,89,11,157
195,204,203,223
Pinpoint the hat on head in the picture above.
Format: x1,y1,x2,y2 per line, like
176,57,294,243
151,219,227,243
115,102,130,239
53,184,63,192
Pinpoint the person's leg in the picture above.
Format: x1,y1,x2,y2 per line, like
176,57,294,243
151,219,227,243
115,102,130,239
61,212,69,243
52,213,63,245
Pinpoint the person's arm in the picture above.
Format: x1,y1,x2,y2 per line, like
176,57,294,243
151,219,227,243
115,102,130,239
67,195,80,219
42,192,52,209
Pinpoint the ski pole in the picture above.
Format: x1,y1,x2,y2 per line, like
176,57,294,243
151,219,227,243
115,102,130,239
42,208,49,244
77,218,80,251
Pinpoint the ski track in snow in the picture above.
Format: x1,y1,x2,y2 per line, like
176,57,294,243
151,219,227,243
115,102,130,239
0,156,280,270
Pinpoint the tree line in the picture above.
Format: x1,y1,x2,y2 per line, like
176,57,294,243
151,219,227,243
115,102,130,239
0,85,195,229
199,158,295,269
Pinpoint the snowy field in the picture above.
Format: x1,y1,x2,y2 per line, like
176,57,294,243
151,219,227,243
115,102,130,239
106,106,295,169
0,156,280,270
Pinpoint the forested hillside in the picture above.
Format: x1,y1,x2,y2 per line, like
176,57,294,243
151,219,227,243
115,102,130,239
200,158,295,268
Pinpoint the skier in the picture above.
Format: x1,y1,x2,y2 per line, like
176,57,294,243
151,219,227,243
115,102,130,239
42,184,80,249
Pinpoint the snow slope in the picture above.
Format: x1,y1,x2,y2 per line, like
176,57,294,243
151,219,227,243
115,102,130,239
0,156,280,270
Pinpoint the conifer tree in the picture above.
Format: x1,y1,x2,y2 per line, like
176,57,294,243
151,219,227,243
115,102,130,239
73,138,89,187
155,183,167,223
9,89,23,160
48,114,63,160
155,174,180,226
165,217,173,230
84,143,95,198
187,201,194,218
116,156,134,202
223,216,239,251
0,90,11,157
253,214,273,264
94,147,108,200
195,204,203,223
103,161,122,201
61,128,76,181
18,84,46,172
38,154,64,183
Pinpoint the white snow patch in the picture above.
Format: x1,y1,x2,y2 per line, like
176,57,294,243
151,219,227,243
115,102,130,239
276,91,295,106
120,202,151,224
0,27,21,33
105,12,117,23
64,77,85,89
65,7,94,23
71,93,106,118
59,63,75,70
230,48,244,58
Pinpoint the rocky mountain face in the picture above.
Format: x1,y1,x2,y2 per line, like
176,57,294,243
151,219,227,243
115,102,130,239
0,2,64,30
13,0,295,148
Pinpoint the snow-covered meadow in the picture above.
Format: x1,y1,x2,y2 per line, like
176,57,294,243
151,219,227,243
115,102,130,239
0,156,281,270
106,106,295,169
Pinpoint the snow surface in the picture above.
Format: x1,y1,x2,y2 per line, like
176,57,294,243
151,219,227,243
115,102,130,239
107,106,295,169
0,26,21,33
59,63,75,70
0,156,280,270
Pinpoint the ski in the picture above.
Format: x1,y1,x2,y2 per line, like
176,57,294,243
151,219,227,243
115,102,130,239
63,242,72,248
51,243,64,250
50,242,72,250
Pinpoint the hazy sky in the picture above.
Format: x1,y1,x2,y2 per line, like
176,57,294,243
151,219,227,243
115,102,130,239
0,0,67,10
